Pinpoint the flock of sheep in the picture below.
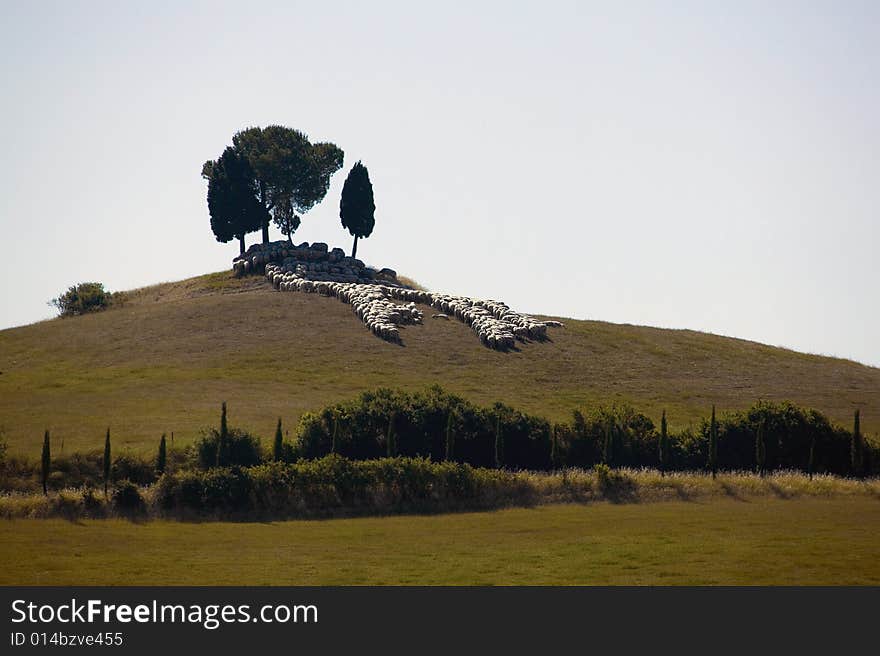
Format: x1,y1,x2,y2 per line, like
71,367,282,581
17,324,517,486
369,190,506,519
261,245,563,349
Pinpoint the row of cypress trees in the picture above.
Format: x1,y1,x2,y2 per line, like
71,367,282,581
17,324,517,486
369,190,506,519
39,428,169,496
34,405,871,494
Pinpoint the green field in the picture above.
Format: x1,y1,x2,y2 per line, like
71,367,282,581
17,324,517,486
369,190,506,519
1,271,877,456
3,498,879,585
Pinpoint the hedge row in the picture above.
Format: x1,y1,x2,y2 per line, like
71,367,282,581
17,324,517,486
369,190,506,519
154,455,526,519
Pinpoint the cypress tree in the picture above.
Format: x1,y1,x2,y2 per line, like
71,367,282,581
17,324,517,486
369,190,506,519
217,402,228,467
658,410,668,476
330,412,339,454
339,161,376,259
444,410,455,462
274,418,283,462
157,434,167,475
603,417,614,466
494,412,503,468
756,419,767,478
851,409,863,478
708,406,718,479
103,428,111,497
386,414,396,458
40,430,50,496
807,434,815,481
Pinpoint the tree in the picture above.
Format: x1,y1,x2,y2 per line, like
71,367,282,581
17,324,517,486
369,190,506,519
708,405,718,479
274,418,284,462
386,413,396,458
756,419,767,478
603,417,614,466
807,434,815,481
217,402,229,467
202,147,268,254
444,410,455,462
41,430,50,496
339,161,376,258
851,409,864,478
494,411,504,469
103,428,111,497
658,410,669,476
230,125,344,244
273,197,301,244
157,434,167,475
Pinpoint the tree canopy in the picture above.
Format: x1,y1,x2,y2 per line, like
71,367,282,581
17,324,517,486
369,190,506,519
214,125,344,245
202,146,268,254
339,161,375,258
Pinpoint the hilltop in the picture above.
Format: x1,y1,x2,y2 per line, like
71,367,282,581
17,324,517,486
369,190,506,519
1,269,877,455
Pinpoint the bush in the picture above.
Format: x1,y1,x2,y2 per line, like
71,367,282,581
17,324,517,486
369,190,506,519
191,428,262,470
112,480,146,515
112,454,156,485
49,282,114,317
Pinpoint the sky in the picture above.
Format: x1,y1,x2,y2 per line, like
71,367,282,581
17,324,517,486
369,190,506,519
1,0,877,366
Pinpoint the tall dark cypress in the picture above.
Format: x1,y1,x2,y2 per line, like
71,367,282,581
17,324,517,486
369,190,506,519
603,417,614,466
339,161,376,259
217,402,228,467
274,418,283,462
807,434,815,481
851,409,863,478
756,419,767,478
157,433,167,475
444,410,455,462
103,428,111,497
41,430,51,496
708,406,718,479
386,414,396,458
658,410,668,476
494,412,503,469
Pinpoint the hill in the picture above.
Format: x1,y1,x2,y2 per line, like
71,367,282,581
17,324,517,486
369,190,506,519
1,270,877,455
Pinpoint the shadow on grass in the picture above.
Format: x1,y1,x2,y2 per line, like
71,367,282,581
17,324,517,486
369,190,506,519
717,481,749,502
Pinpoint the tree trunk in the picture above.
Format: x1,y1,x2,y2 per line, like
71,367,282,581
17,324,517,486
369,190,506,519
287,231,292,244
238,235,245,255
262,221,270,244
352,234,359,259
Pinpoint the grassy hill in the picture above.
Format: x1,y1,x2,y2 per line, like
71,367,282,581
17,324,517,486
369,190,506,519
1,270,877,456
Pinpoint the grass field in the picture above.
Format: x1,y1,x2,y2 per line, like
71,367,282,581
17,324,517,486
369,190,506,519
1,270,877,455
2,498,879,585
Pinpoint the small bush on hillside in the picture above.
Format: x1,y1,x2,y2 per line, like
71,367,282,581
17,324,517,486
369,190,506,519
49,282,114,317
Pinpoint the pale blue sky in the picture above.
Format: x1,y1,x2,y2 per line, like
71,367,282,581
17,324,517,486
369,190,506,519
1,1,878,366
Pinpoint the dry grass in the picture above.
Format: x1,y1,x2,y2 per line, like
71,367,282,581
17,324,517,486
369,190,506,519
1,468,876,520
1,270,877,455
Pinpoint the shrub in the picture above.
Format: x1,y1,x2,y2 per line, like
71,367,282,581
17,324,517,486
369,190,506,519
113,454,156,485
49,282,114,317
154,455,524,519
292,387,551,470
191,428,262,470
112,480,146,515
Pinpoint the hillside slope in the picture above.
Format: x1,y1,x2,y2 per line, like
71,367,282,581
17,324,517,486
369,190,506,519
1,271,877,455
